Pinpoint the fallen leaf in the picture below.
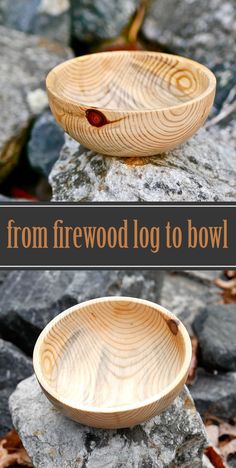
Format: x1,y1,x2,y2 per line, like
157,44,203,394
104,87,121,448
187,336,198,384
0,429,32,468
205,415,224,426
219,422,236,439
205,446,226,468
215,277,236,290
10,187,38,201
225,271,236,279
97,37,144,52
204,415,236,466
206,425,220,448
221,438,236,460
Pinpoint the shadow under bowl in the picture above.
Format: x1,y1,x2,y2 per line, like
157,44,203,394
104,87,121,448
33,297,192,429
46,51,216,157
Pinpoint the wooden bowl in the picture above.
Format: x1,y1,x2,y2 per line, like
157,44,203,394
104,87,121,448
46,51,216,157
33,297,192,429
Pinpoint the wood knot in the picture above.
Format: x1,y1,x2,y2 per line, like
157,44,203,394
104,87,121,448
167,319,179,335
86,109,107,127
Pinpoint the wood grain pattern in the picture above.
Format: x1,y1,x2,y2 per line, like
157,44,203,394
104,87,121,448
46,51,216,157
33,297,192,429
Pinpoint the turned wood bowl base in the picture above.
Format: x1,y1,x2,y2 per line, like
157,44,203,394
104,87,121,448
46,51,216,157
33,297,192,429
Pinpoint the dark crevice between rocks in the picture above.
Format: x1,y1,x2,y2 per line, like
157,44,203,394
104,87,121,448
0,118,52,201
0,294,79,357
0,313,41,357
139,31,174,54
70,36,97,56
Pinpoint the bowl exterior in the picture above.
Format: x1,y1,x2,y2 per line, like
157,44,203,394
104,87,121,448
47,87,215,157
38,369,188,429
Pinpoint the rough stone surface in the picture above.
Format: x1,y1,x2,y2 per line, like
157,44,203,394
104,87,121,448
0,26,72,182
0,271,8,285
71,0,139,42
189,368,236,420
0,339,32,389
50,129,236,202
0,0,70,44
9,375,207,468
0,270,163,354
160,272,220,333
27,110,65,176
0,388,14,436
0,339,32,435
142,0,236,118
193,304,236,372
209,114,236,150
143,0,236,66
183,270,222,283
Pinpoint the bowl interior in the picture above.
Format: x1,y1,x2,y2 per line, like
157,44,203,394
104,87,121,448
50,52,211,112
38,299,187,410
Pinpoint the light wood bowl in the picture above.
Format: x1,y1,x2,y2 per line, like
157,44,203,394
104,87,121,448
33,297,192,429
46,51,216,157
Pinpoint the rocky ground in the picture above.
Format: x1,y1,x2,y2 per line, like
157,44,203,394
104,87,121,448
0,0,235,200
0,270,236,467
0,0,235,466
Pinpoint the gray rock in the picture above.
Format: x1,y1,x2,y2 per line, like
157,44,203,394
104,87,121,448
0,194,28,202
0,338,32,391
0,0,71,44
50,129,236,201
9,375,207,468
160,272,220,333
0,271,76,354
193,304,236,372
183,270,222,284
142,0,236,116
209,114,236,150
143,0,236,66
189,368,236,420
0,339,32,435
0,388,14,436
28,110,65,176
0,271,10,339
71,0,139,42
0,26,72,182
0,270,163,355
0,272,9,337
0,271,8,285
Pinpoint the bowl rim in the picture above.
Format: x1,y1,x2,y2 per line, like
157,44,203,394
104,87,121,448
46,50,216,114
33,296,192,414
